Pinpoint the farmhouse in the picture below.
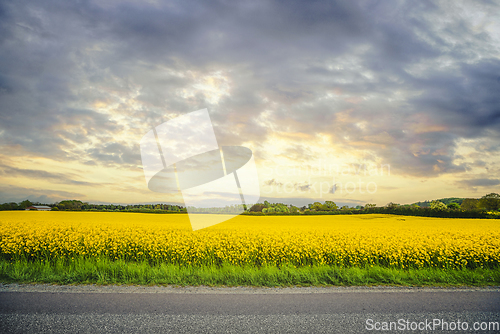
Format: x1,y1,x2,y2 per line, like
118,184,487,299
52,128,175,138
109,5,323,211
26,205,52,211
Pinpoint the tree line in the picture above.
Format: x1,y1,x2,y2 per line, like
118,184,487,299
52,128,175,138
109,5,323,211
243,193,500,218
0,199,186,213
1,193,499,218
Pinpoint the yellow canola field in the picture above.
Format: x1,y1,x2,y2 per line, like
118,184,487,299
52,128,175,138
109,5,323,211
0,211,499,269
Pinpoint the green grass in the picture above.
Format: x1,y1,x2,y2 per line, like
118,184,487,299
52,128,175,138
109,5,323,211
0,258,499,286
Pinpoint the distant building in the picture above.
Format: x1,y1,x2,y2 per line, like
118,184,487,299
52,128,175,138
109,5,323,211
26,205,52,211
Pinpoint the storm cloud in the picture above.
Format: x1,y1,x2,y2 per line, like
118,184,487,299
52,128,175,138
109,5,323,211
1,0,499,202
457,178,500,190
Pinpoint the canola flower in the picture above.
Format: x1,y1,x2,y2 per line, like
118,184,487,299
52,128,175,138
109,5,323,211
0,211,498,269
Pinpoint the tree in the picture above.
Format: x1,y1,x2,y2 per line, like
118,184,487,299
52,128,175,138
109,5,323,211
340,205,351,211
324,201,338,211
479,193,500,211
18,200,33,210
461,198,480,210
311,202,323,211
447,202,460,210
57,200,84,211
430,200,447,211
275,204,289,213
364,203,376,208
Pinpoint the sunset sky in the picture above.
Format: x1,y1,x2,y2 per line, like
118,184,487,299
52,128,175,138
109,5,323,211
1,0,500,207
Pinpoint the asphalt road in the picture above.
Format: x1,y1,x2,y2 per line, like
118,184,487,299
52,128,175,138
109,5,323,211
1,286,499,333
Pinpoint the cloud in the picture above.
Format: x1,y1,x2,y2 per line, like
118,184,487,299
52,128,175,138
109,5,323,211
86,142,141,168
264,179,283,187
0,0,500,203
456,178,500,190
0,185,85,204
0,163,101,186
263,179,315,193
259,196,364,208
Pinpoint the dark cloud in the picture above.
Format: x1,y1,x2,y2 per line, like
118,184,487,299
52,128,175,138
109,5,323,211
0,163,102,186
410,59,500,134
86,142,141,167
0,185,85,203
0,0,499,195
456,178,500,190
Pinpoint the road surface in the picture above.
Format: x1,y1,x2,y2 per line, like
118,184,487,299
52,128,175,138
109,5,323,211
1,285,499,333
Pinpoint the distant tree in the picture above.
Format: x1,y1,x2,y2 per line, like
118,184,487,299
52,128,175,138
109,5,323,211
323,201,338,211
264,207,276,213
385,202,399,209
18,200,33,210
479,193,500,211
430,200,447,211
438,198,465,206
461,198,480,211
0,202,19,210
275,204,289,213
447,202,460,210
364,203,376,208
57,200,85,211
415,200,431,208
311,202,323,211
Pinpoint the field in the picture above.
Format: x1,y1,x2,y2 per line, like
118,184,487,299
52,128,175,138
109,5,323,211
0,211,499,286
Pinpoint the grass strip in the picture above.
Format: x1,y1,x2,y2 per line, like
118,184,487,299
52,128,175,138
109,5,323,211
0,259,499,287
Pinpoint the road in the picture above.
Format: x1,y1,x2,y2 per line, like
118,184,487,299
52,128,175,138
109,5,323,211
1,285,499,333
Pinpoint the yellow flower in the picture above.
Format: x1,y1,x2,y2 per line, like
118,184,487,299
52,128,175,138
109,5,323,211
0,212,498,269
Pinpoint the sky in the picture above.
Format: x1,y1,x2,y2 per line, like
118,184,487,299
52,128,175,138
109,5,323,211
0,0,499,207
